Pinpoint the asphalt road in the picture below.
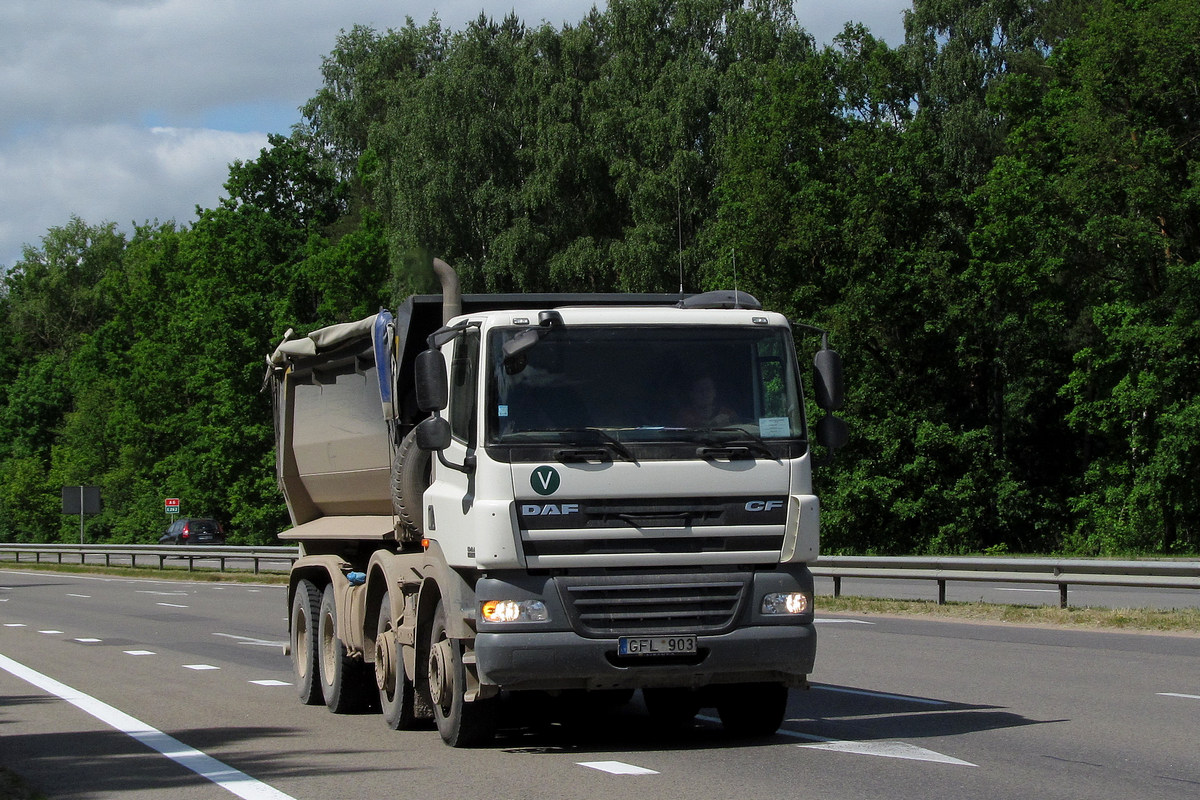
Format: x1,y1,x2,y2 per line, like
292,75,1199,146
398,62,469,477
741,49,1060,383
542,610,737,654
1,568,1197,799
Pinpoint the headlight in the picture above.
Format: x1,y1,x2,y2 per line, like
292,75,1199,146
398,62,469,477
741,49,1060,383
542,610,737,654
480,599,549,623
761,592,811,615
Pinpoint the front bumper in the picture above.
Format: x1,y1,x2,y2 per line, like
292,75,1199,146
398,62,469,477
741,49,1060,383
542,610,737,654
475,623,814,691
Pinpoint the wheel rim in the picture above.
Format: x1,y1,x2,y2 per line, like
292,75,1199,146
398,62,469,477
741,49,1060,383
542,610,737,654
295,612,309,678
321,608,336,676
428,637,453,713
375,630,396,697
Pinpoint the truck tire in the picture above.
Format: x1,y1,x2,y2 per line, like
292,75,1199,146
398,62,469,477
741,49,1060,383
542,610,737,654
643,687,700,730
716,682,788,736
291,579,323,705
426,600,497,747
318,584,370,713
376,591,418,729
392,427,431,541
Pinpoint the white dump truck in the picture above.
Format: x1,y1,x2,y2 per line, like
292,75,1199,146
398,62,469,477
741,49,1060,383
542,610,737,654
267,259,846,746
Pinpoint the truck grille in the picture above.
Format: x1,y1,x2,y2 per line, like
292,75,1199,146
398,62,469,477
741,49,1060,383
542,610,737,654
556,574,749,636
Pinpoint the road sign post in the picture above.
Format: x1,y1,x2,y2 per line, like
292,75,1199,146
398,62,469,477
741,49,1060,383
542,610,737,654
62,486,101,544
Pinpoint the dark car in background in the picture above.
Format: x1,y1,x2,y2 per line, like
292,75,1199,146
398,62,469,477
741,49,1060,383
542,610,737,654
159,517,226,545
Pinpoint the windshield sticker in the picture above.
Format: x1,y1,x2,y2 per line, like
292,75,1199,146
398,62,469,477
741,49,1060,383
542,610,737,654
531,465,561,496
759,417,790,438
498,404,509,418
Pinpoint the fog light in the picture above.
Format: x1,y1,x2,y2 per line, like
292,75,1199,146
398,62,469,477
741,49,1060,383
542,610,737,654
481,599,548,623
761,592,810,615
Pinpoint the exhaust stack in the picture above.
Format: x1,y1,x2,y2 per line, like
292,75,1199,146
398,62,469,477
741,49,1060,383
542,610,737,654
433,258,461,324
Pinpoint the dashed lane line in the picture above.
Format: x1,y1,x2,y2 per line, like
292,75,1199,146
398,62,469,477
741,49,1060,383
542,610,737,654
794,736,977,766
1157,692,1200,700
214,632,289,648
0,651,297,800
578,761,659,775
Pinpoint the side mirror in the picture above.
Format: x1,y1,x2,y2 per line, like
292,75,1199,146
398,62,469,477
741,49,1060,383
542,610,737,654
415,349,448,412
415,416,451,451
814,413,848,451
813,347,844,411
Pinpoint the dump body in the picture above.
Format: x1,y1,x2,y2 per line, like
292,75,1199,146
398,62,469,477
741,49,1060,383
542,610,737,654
268,283,836,745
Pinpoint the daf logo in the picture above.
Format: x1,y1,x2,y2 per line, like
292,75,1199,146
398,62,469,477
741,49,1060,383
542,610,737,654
745,500,785,512
521,503,580,516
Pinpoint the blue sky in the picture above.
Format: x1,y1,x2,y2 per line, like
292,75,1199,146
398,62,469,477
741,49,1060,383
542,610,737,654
0,1,910,269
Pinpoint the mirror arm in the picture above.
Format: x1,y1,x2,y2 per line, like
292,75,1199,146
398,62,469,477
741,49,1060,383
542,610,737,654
436,450,476,474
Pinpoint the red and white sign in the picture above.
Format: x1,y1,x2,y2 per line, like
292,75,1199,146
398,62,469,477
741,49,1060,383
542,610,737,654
164,498,181,514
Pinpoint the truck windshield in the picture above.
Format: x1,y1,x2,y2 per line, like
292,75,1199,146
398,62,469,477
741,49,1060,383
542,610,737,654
487,325,805,445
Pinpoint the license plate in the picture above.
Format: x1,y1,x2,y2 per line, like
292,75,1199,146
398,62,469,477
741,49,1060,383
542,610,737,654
618,635,697,656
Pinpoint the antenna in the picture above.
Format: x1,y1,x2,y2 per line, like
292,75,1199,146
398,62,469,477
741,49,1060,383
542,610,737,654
677,184,685,302
731,248,741,309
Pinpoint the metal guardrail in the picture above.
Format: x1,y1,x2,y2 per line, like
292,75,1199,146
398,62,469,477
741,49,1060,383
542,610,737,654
1,545,1196,607
0,543,298,574
812,555,1200,608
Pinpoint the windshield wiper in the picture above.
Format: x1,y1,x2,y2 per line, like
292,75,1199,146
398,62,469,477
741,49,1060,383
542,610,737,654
553,427,639,464
693,426,778,461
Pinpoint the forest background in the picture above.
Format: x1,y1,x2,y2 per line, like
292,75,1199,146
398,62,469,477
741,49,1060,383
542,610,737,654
1,0,1196,556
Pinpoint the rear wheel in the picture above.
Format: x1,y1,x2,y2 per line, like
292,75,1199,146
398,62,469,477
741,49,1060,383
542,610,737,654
426,600,497,747
376,591,418,729
716,682,788,736
318,584,370,713
290,579,323,705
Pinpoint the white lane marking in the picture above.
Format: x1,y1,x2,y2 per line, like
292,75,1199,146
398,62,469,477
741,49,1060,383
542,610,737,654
797,737,977,766
0,652,297,799
75,638,102,643
814,618,876,625
157,602,189,608
4,623,26,627
0,598,8,602
697,710,974,767
1158,692,1200,701
124,650,156,656
137,591,189,596
811,685,949,706
38,630,64,635
67,593,91,598
578,761,659,775
249,680,291,687
214,633,288,649
184,664,221,671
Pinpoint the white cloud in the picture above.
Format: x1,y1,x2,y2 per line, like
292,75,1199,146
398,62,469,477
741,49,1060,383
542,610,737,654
0,1,910,268
1,124,267,266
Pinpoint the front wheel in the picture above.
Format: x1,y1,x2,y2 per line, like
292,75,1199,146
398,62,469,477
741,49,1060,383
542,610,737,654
426,600,497,747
